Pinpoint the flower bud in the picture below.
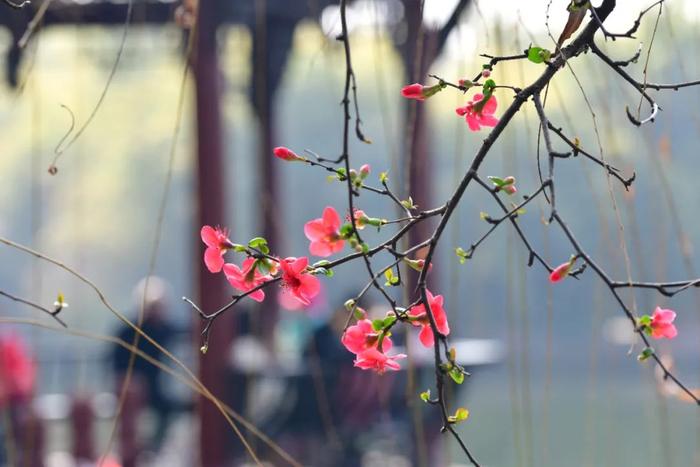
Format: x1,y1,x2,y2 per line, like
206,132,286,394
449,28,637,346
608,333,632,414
273,146,304,162
360,164,371,179
458,79,474,89
549,255,577,283
404,258,433,272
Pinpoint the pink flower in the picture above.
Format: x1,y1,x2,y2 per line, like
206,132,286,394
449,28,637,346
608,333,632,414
455,93,499,132
273,146,304,162
280,257,321,306
201,225,233,273
549,258,576,283
353,348,406,374
304,207,344,257
342,319,393,355
408,290,450,348
223,258,272,302
650,307,678,339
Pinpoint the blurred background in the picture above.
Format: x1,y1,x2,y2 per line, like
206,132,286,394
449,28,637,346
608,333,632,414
1,0,700,466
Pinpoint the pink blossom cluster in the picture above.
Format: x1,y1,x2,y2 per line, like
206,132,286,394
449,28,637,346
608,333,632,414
340,289,451,374
401,82,500,132
200,225,320,307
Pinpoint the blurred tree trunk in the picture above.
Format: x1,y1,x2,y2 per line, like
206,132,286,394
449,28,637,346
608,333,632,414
194,2,235,466
400,0,471,287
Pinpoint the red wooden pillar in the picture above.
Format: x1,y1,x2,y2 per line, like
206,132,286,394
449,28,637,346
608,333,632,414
194,1,234,466
71,396,95,462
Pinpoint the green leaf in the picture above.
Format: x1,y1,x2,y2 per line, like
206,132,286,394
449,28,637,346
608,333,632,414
401,197,415,210
455,247,471,264
353,307,365,320
487,176,506,186
379,171,389,183
248,237,269,254
372,319,385,331
420,390,431,402
454,407,469,422
257,260,272,274
449,367,465,385
638,347,655,362
383,315,397,328
384,269,394,287
339,224,354,238
567,0,591,12
638,315,652,326
482,78,496,93
527,46,551,64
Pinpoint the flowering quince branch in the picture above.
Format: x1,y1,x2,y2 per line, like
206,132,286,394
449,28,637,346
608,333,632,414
550,212,700,404
458,182,550,262
545,122,636,188
610,278,700,297
0,289,67,328
589,0,663,41
180,0,700,464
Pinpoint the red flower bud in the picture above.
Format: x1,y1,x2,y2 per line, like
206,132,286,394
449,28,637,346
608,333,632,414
273,146,304,162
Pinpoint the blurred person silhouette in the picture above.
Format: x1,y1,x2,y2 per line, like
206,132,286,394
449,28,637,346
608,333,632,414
267,292,406,467
111,277,179,452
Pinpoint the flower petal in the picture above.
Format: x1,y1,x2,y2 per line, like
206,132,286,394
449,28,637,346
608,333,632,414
322,206,341,231
200,225,219,247
290,257,308,274
479,115,499,127
418,325,434,348
204,247,224,273
481,95,497,114
249,289,265,303
466,115,481,132
299,274,321,300
309,240,333,257
222,263,243,280
304,219,326,241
